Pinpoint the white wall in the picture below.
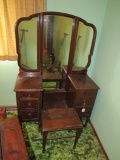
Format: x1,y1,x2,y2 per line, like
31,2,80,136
0,61,19,105
90,0,120,159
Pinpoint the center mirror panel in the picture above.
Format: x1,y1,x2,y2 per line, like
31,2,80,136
42,15,74,74
18,16,38,70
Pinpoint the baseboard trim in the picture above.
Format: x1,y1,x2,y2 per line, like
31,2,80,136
89,120,109,160
0,105,17,112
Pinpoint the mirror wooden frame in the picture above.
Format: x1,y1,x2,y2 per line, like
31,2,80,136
15,12,97,74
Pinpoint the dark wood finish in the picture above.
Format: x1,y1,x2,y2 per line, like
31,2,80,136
43,89,67,109
67,73,99,127
43,72,62,81
62,65,87,91
0,117,29,160
47,16,54,56
14,71,43,128
42,108,83,152
62,65,86,76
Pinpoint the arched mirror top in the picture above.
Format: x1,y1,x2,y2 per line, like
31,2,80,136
15,12,96,73
15,14,39,72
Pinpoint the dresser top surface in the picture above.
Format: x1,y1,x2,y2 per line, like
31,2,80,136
14,73,43,91
68,74,99,90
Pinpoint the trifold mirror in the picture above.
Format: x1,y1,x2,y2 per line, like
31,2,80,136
15,12,96,74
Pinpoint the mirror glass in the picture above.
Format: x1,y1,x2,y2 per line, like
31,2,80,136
72,21,94,71
15,12,96,73
18,17,38,70
42,15,73,73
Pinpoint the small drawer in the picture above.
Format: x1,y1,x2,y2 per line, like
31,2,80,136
76,106,92,116
19,92,40,98
69,82,75,90
79,90,97,97
20,111,39,120
77,97,95,106
20,100,39,110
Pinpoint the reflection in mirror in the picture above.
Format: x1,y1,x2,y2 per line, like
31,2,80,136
73,21,93,71
18,17,37,70
42,15,73,73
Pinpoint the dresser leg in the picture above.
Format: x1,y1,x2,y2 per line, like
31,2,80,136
42,132,48,152
80,118,89,127
73,128,82,149
84,118,89,127
38,122,41,131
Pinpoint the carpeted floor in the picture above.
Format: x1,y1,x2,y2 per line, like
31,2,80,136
7,112,106,160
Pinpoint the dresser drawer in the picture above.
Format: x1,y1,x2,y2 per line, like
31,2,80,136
20,111,39,121
76,106,92,116
78,90,97,97
77,97,95,106
66,91,76,107
18,92,40,98
20,100,39,110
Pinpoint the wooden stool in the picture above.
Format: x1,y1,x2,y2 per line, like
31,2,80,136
42,108,83,152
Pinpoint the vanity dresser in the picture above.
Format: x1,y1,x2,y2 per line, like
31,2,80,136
14,12,99,128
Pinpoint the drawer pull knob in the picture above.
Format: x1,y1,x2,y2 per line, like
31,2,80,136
28,113,31,116
28,103,31,106
82,108,85,112
81,101,86,112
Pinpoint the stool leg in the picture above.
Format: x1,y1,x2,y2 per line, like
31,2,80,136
73,129,82,149
42,132,48,152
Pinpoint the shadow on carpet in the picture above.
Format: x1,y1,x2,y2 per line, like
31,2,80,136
7,112,106,160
